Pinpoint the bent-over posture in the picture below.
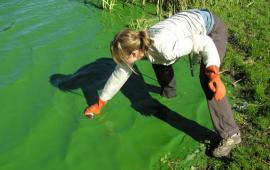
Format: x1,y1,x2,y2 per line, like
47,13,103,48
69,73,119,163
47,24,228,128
84,9,241,157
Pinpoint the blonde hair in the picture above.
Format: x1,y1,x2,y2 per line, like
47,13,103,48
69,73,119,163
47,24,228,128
110,28,153,72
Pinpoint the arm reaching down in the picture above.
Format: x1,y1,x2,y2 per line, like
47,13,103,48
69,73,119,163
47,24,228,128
100,64,133,101
84,64,132,119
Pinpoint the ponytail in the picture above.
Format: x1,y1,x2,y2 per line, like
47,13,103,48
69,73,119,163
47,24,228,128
138,30,153,54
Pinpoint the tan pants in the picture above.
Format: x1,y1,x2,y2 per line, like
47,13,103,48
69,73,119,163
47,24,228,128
152,14,240,139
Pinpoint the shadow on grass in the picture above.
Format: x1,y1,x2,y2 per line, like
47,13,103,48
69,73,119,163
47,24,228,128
49,58,217,146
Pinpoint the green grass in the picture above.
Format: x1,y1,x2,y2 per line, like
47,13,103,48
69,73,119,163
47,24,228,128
212,3,270,168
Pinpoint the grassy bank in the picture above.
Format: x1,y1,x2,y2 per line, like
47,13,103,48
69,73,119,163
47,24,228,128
206,0,270,169
87,0,270,169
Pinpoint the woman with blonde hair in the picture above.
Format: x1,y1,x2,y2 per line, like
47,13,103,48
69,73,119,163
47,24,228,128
84,9,241,158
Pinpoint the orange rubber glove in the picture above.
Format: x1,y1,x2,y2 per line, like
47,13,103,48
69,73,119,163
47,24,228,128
84,98,106,119
205,65,226,101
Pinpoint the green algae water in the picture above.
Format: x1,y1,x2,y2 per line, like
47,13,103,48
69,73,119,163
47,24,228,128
0,0,214,169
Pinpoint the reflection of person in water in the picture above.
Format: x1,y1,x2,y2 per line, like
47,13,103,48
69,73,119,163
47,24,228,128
84,9,241,157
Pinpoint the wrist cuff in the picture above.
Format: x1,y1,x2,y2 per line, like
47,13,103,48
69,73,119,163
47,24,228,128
98,98,107,107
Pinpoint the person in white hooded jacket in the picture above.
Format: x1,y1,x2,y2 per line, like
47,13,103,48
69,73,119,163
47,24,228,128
84,9,241,158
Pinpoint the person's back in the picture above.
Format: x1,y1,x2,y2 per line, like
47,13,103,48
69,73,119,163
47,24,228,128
149,10,206,39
